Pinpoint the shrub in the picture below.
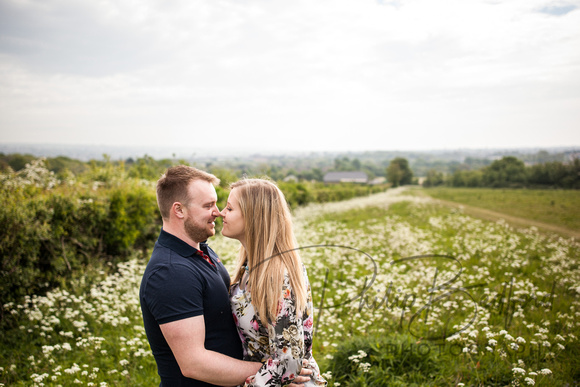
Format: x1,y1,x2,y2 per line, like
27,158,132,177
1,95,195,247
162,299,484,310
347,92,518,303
0,160,161,321
324,334,441,386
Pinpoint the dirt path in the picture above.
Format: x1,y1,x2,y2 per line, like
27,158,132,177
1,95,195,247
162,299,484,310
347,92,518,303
431,197,580,239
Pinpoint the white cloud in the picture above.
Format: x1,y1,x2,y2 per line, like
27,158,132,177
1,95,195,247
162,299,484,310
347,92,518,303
0,0,579,151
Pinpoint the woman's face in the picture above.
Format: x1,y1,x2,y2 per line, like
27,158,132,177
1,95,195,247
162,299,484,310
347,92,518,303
220,188,246,244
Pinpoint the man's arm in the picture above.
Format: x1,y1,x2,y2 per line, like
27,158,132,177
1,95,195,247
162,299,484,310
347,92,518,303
161,315,261,386
161,315,313,386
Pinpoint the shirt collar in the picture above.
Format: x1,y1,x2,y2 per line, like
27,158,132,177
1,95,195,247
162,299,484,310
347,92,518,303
157,228,206,257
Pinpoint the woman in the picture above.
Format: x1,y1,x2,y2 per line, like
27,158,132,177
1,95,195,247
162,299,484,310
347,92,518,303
221,178,327,387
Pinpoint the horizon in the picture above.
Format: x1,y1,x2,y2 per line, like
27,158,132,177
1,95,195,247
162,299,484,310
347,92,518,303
1,142,578,162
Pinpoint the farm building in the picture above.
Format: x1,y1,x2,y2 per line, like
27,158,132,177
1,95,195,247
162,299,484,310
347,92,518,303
323,171,368,183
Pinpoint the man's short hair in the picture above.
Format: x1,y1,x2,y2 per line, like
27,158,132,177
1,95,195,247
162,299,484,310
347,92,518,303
156,165,220,220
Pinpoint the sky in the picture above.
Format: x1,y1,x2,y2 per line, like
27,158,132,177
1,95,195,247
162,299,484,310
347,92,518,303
0,0,579,154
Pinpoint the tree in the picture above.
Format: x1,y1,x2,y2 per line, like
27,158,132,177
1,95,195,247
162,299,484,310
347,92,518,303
482,156,526,187
387,158,413,187
423,169,444,187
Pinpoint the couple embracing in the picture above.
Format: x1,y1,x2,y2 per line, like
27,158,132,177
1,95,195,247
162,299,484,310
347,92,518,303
139,165,327,386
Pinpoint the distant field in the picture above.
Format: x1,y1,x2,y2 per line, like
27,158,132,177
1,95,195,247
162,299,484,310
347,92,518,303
422,187,580,232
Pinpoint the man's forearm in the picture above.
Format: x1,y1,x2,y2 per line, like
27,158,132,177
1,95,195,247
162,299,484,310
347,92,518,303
160,315,261,385
180,348,261,386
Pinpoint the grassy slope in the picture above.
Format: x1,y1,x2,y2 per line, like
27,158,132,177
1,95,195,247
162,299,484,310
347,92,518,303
421,187,580,232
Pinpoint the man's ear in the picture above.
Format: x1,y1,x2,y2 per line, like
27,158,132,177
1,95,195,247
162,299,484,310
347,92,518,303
172,202,186,219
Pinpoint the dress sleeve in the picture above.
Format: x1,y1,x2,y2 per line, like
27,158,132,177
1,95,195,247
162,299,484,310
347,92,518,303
248,275,305,387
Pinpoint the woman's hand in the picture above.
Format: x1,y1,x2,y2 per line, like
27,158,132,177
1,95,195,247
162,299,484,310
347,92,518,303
287,359,313,387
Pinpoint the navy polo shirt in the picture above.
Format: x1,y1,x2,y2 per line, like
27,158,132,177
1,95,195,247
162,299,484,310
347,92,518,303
140,229,243,386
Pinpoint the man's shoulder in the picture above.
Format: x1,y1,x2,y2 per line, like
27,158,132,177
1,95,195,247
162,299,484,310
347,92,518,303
145,246,194,278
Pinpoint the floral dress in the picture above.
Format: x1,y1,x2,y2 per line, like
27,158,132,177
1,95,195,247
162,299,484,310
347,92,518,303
230,265,327,387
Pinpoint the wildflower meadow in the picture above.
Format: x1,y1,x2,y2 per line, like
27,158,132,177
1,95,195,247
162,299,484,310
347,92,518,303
2,184,579,386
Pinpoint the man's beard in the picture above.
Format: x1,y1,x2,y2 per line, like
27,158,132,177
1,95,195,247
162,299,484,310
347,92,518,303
184,216,214,243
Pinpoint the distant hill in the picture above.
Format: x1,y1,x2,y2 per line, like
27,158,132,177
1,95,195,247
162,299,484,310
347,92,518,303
1,142,578,163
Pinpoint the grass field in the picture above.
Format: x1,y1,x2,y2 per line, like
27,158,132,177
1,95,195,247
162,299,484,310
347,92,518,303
421,187,580,232
2,189,579,386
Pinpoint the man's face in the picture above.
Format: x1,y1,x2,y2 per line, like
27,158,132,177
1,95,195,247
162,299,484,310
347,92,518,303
183,180,220,243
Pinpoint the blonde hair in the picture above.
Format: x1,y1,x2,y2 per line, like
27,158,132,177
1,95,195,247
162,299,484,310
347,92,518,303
156,165,219,220
230,178,307,325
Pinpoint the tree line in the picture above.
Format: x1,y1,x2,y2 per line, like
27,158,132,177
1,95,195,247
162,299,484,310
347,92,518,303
423,156,580,189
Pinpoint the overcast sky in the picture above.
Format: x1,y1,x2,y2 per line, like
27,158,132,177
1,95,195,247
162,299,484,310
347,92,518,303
0,0,579,153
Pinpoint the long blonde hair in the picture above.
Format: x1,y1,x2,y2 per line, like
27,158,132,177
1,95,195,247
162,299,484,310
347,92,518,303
230,178,307,325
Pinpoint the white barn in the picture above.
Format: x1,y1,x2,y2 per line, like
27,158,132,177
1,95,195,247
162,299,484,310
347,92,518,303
323,171,368,184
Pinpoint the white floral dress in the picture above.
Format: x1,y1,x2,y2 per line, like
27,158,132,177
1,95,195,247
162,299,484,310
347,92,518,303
230,266,327,387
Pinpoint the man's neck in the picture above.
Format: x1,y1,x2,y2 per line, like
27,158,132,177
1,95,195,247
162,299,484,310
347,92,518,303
162,222,201,250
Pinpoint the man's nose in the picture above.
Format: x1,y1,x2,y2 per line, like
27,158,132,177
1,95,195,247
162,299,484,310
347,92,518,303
212,205,222,217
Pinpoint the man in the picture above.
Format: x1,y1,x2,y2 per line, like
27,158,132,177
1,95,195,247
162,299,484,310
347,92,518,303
140,166,311,386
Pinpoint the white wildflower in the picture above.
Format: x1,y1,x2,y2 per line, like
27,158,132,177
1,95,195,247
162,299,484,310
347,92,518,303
359,362,371,373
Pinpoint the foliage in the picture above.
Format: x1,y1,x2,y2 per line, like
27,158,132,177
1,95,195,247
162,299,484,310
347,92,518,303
422,169,445,187
295,195,578,386
0,157,384,318
0,257,158,386
386,157,413,187
3,188,579,385
527,159,580,188
324,335,441,386
0,153,36,172
277,182,389,209
0,159,161,318
429,156,580,189
482,156,527,188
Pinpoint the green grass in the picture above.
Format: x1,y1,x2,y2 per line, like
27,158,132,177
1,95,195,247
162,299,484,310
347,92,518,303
422,187,580,231
299,195,579,386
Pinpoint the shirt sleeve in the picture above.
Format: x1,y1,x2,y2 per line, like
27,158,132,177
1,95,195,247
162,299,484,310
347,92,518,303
248,275,305,387
143,263,205,324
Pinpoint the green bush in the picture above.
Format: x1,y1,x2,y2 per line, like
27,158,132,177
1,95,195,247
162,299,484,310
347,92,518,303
0,162,161,320
277,182,388,209
324,334,441,386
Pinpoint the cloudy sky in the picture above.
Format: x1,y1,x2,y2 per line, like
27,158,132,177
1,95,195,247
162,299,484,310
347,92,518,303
0,0,579,153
